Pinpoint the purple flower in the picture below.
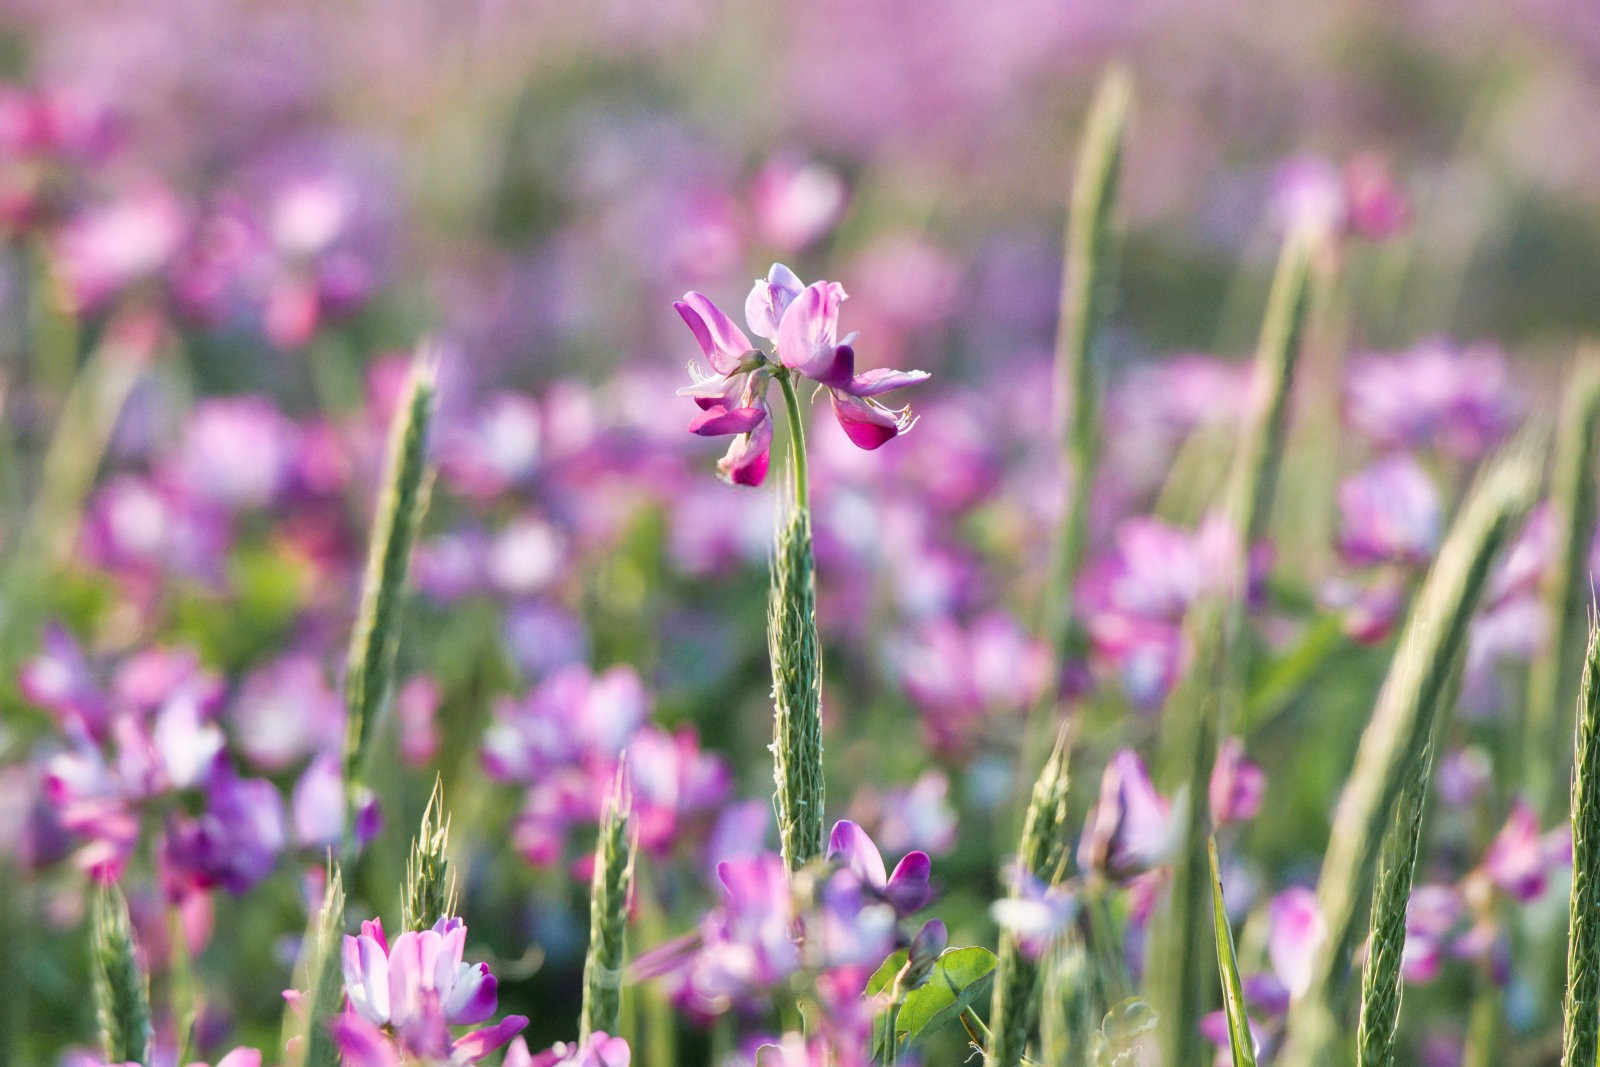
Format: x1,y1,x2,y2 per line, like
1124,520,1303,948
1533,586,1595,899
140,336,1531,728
1478,800,1569,902
1345,342,1520,460
894,612,1052,754
171,397,298,511
504,1032,632,1067
1337,454,1441,566
1343,152,1410,241
751,154,847,253
1209,737,1266,826
1078,750,1175,881
826,820,932,916
991,865,1078,959
1267,888,1325,999
55,184,185,311
673,263,928,484
229,654,343,771
162,767,285,895
18,623,109,738
339,915,527,1063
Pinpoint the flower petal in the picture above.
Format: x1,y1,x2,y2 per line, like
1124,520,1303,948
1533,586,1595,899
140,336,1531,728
342,933,391,1025
828,391,916,450
674,293,752,376
688,405,768,437
775,281,845,378
331,1012,402,1067
443,962,498,1025
744,263,806,341
843,367,931,397
826,819,887,888
451,1014,530,1062
884,850,932,914
716,418,773,487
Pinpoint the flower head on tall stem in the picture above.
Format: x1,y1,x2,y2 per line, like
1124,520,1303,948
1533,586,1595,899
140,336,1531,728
673,263,929,486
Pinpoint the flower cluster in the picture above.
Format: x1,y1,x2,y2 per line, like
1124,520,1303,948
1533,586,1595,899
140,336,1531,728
674,263,929,485
336,915,529,1064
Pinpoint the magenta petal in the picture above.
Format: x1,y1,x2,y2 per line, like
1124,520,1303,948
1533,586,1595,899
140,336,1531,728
826,819,887,888
452,1014,530,1062
445,964,498,1025
688,405,768,437
810,343,856,389
676,374,737,411
775,281,844,378
829,391,914,450
884,851,933,914
674,293,752,376
844,367,932,397
717,419,772,487
331,1012,402,1067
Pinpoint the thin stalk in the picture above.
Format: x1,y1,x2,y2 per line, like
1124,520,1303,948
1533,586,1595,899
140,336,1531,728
1528,352,1600,818
988,730,1072,1066
284,863,346,1067
1280,437,1543,1066
342,350,437,843
776,369,809,513
769,369,823,871
90,883,150,1066
1356,743,1435,1067
1157,228,1313,1067
580,773,637,1042
1047,64,1130,655
400,773,456,932
1563,618,1600,1067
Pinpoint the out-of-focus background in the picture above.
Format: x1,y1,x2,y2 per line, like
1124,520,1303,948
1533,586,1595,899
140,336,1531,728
1,0,1598,1063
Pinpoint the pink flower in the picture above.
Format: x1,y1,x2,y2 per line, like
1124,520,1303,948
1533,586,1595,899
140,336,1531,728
339,915,527,1063
1267,888,1325,999
504,1032,632,1067
672,263,928,484
1337,454,1441,566
1078,750,1175,881
1209,737,1266,826
826,819,932,916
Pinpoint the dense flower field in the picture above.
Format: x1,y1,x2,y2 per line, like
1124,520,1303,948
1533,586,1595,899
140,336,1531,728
3,2,1600,1065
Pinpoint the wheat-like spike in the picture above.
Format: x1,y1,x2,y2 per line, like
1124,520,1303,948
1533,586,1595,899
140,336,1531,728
769,500,824,870
580,771,636,1042
1356,742,1435,1067
1280,436,1543,1066
1528,352,1600,817
1047,65,1131,655
1156,230,1313,1067
1564,618,1600,1066
401,774,456,932
91,883,150,1066
342,349,437,828
283,863,347,1067
988,730,1072,1067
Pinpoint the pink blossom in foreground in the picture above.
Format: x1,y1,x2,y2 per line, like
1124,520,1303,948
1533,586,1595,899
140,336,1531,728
504,1032,631,1066
338,915,528,1063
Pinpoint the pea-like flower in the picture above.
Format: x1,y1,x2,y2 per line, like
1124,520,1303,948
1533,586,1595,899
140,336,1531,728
337,915,528,1064
673,263,929,486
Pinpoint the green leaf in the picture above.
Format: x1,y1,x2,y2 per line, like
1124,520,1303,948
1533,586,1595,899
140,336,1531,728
1209,837,1258,1067
865,950,909,997
895,946,998,1045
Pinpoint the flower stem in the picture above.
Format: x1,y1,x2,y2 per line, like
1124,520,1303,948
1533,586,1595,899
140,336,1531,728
776,368,809,512
770,367,823,871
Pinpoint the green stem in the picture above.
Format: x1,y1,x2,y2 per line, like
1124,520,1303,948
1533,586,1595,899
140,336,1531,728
776,369,809,512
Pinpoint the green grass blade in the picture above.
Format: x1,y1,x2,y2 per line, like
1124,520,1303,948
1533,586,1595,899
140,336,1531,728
1564,618,1600,1067
1209,837,1257,1067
